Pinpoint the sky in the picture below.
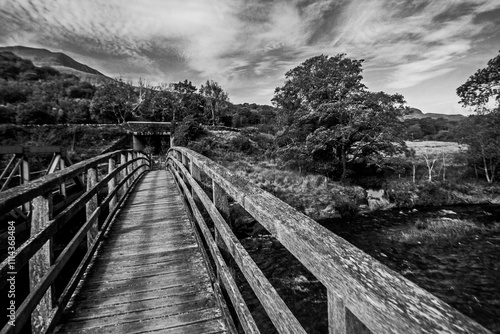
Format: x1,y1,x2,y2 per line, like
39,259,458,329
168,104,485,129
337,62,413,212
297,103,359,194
1,0,499,115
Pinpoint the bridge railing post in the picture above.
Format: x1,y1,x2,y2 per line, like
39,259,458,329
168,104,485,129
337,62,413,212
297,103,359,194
20,154,30,212
127,152,134,187
212,180,236,280
59,156,67,198
190,161,201,203
328,290,356,334
86,167,98,248
120,153,127,197
30,193,53,333
181,153,190,190
108,157,117,211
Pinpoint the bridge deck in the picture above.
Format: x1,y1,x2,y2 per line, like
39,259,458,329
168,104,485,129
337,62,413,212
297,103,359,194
55,170,229,334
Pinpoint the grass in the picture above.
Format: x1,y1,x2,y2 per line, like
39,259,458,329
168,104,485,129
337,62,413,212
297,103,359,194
405,140,467,155
223,159,365,219
389,218,493,244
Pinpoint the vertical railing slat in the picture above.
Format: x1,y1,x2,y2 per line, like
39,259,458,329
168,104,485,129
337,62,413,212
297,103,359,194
30,194,53,333
108,157,116,211
86,167,98,248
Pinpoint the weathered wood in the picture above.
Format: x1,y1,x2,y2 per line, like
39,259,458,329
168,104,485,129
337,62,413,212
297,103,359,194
170,159,306,334
45,170,145,334
0,149,137,214
58,157,66,197
0,163,132,290
29,195,53,334
108,157,116,210
20,156,30,211
1,164,145,334
168,146,492,334
127,152,134,186
120,152,127,197
54,170,231,334
86,167,98,248
0,157,21,192
328,290,346,334
171,167,260,334
0,154,16,183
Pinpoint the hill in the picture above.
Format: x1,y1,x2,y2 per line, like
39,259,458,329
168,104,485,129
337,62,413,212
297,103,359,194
0,45,112,84
404,107,465,121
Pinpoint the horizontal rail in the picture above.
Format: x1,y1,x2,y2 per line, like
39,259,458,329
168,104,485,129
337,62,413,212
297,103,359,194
0,149,134,213
167,146,491,334
1,149,150,334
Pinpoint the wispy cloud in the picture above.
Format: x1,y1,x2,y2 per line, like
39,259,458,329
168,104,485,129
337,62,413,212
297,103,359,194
0,0,499,113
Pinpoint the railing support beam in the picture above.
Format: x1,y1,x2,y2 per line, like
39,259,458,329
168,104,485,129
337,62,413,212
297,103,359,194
86,167,98,248
29,194,53,333
108,157,117,211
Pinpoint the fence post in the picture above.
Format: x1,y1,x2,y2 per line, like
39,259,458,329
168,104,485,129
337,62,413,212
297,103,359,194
120,153,127,197
181,154,189,189
108,157,116,211
328,290,349,334
127,152,134,186
212,180,234,278
30,194,53,333
86,167,98,248
190,161,201,202
20,155,30,212
59,157,66,198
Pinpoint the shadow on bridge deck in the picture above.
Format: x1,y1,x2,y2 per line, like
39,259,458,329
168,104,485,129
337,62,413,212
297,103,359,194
55,170,230,333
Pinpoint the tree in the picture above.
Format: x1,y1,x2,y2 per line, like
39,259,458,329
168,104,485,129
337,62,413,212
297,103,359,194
457,50,500,113
455,114,500,183
273,54,407,180
90,79,136,123
200,80,229,126
456,51,500,183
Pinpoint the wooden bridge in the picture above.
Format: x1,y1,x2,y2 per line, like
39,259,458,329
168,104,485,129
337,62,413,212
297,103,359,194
0,147,493,334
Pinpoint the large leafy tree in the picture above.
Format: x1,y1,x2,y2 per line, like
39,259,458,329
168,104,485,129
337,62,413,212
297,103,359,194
455,114,500,183
456,51,500,183
90,79,136,123
457,50,500,113
273,54,407,180
200,80,229,126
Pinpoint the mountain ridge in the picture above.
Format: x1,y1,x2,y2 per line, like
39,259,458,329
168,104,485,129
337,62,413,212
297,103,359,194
404,107,465,121
0,45,112,84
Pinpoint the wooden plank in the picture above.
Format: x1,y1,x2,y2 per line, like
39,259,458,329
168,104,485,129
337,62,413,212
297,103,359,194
86,167,98,248
55,170,231,334
29,195,53,334
169,146,493,334
328,290,346,334
171,167,260,334
170,161,305,334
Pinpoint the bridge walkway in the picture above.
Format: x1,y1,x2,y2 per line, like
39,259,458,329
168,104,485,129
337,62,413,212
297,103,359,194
54,170,230,334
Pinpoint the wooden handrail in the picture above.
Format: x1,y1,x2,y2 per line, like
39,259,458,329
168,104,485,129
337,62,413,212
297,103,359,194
167,146,492,334
0,149,150,334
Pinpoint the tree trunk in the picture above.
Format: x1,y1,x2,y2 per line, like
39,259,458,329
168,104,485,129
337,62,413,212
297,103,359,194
340,146,347,182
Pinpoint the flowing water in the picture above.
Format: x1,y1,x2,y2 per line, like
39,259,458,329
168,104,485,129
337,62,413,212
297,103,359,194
236,204,500,333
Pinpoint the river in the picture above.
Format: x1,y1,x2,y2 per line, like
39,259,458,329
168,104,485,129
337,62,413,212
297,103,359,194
234,204,500,333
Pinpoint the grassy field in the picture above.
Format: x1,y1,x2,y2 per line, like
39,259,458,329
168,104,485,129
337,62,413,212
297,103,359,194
406,141,467,155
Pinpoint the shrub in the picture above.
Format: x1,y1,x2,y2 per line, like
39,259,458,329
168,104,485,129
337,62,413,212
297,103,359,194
173,116,205,146
334,198,359,219
229,136,252,152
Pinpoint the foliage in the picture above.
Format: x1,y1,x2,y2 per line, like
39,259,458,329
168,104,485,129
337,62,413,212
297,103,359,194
0,51,97,124
457,50,500,113
272,54,407,180
454,113,500,183
173,115,205,146
200,80,229,126
90,78,136,123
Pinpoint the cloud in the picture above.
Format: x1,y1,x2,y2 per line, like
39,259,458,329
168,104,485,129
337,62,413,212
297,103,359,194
1,0,499,109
